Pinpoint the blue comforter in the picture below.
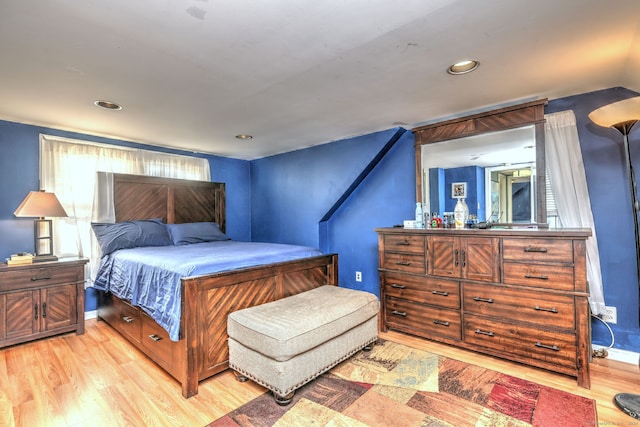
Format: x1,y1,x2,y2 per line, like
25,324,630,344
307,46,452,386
94,241,323,341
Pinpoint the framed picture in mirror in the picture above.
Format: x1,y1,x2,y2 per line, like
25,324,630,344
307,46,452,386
452,182,466,198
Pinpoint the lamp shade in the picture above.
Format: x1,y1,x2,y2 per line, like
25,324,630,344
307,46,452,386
588,96,640,130
14,190,68,218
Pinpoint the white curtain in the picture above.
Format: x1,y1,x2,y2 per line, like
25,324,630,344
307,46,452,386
545,111,605,315
39,134,211,283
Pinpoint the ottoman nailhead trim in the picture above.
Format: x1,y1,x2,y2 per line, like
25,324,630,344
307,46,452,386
229,337,378,397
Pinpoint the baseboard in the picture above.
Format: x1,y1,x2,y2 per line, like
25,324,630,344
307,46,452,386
593,344,640,366
84,310,98,320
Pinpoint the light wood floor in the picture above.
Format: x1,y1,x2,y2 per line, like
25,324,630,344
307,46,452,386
1,319,638,426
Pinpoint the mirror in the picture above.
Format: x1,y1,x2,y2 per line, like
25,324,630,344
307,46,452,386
413,100,547,227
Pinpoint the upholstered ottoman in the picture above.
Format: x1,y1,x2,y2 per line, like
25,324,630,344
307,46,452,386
227,285,379,405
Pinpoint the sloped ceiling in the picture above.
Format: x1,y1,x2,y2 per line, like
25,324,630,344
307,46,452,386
1,0,639,159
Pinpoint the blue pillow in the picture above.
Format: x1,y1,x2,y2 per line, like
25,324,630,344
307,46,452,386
166,222,230,245
91,218,172,255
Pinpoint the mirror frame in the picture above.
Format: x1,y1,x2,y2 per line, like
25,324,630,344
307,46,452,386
413,99,548,227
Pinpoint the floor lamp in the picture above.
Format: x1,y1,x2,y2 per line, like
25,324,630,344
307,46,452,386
589,95,640,420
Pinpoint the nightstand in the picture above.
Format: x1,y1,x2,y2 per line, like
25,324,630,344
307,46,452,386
0,257,87,348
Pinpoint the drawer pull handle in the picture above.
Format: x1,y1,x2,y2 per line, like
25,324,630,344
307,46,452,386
432,290,449,296
454,249,459,267
42,303,47,318
433,319,450,327
395,261,411,266
395,241,410,246
31,275,51,282
524,246,548,253
534,305,558,313
148,334,162,342
461,250,466,268
524,274,549,280
391,284,406,289
535,342,560,351
34,304,38,320
472,297,494,303
122,316,134,323
391,310,407,317
474,329,494,337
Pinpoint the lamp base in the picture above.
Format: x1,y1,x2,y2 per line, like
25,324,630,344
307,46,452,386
614,393,640,419
32,254,58,263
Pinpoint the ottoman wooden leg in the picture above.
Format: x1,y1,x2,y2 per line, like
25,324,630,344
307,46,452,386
233,372,249,382
363,339,377,351
274,391,295,406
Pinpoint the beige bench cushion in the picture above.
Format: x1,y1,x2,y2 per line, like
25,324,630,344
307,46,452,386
227,285,379,361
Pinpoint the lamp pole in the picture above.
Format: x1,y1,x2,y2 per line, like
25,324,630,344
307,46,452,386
616,120,640,290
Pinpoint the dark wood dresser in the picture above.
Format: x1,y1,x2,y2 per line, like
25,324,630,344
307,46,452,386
0,258,87,348
376,227,592,388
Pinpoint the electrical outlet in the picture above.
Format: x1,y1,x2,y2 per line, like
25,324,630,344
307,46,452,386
603,306,617,324
355,271,362,282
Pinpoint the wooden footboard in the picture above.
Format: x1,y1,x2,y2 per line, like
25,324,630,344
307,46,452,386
98,253,338,398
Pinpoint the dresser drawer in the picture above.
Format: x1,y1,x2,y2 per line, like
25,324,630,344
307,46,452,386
503,262,574,291
383,272,460,309
0,264,83,292
385,297,461,340
382,252,425,274
463,283,575,329
463,314,577,370
502,238,573,264
383,234,425,254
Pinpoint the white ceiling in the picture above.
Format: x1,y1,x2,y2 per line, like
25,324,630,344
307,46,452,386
1,0,639,160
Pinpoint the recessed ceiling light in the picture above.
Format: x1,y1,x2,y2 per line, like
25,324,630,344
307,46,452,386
94,100,122,110
235,134,253,140
447,60,479,75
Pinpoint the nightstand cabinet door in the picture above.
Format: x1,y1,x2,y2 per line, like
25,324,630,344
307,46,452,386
5,290,39,340
41,285,77,332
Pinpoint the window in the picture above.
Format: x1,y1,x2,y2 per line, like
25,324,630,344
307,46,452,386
39,134,210,282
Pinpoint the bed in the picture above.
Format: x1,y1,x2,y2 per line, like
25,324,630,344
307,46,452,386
94,173,338,398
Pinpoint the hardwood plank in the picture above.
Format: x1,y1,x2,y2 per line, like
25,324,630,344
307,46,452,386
0,319,638,426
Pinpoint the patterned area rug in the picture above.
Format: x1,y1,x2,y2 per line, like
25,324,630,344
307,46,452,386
208,340,597,427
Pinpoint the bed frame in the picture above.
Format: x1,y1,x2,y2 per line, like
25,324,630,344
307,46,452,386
97,173,338,397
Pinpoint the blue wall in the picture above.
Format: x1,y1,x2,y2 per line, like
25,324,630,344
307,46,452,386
0,120,251,311
250,128,407,248
1,86,639,353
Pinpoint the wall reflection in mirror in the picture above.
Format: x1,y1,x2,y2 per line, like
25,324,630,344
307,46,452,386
421,125,537,224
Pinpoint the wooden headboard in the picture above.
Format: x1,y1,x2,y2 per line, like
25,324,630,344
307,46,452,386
112,174,226,232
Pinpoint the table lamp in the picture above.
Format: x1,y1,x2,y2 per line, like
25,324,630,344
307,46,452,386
588,95,640,420
14,190,68,262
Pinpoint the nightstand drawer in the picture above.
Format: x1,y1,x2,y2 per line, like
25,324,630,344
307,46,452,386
0,264,84,292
